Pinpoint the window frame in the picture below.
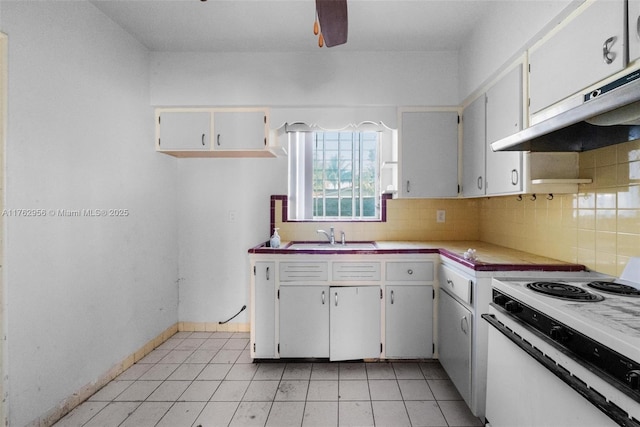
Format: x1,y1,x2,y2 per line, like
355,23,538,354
287,129,383,222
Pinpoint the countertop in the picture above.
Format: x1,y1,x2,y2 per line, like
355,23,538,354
248,240,586,272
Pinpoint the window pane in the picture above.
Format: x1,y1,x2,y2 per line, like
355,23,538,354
308,130,380,220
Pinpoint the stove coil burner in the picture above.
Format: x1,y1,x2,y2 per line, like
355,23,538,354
526,282,605,301
586,281,640,297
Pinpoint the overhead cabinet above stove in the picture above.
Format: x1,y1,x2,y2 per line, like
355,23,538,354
528,0,627,117
491,0,640,152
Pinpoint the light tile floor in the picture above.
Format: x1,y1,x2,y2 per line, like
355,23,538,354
54,331,484,427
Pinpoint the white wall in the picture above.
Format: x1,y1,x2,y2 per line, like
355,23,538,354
176,158,287,323
1,2,178,426
150,50,460,107
150,50,459,325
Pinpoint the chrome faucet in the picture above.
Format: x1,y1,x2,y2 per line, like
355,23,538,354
317,226,335,245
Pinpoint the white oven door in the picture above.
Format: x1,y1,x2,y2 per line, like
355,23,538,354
485,307,618,427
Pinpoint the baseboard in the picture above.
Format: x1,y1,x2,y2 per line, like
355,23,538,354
34,320,249,426
178,321,250,332
34,323,178,427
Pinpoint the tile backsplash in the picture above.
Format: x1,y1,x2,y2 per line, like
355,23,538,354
272,139,640,276
480,140,640,276
273,197,480,243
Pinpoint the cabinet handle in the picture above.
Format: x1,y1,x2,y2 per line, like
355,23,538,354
447,279,454,287
406,180,411,193
391,290,395,304
201,133,206,146
461,316,469,334
477,176,483,190
217,134,221,146
335,292,338,307
511,169,519,186
637,15,640,41
322,290,325,305
603,36,616,64
407,269,413,275
266,267,270,281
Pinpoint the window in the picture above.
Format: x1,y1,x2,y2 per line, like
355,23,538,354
288,130,383,221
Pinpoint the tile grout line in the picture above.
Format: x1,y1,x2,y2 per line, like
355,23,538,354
61,333,481,427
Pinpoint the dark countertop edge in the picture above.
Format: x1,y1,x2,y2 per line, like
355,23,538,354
438,249,586,272
247,243,439,256
248,242,586,272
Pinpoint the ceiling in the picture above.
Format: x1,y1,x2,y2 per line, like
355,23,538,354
91,0,495,53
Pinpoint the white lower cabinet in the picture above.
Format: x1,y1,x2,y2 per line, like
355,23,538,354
330,286,381,361
438,289,472,403
385,285,433,358
252,262,276,358
250,254,437,361
279,285,330,358
279,285,380,361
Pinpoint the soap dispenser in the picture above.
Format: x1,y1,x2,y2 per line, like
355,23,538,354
270,228,281,248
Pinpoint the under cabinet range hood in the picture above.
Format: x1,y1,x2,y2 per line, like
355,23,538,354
491,69,640,152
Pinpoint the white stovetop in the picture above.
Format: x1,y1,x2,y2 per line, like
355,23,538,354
492,275,640,364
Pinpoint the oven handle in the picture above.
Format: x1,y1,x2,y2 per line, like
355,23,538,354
482,313,640,427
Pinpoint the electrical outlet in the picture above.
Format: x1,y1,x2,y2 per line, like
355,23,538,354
436,210,446,223
228,210,237,222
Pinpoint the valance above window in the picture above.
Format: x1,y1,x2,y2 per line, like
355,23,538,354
283,121,391,133
270,107,398,131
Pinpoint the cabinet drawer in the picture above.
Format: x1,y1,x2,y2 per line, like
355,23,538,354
386,262,434,282
280,262,328,281
439,264,472,304
332,262,381,281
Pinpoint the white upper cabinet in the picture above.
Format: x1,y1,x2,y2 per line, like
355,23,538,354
630,0,640,63
156,107,275,158
213,111,267,150
399,110,459,198
461,96,486,197
157,111,211,151
462,61,587,197
485,64,523,195
529,0,626,116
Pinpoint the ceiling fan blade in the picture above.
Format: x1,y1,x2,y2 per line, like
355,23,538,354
315,0,348,47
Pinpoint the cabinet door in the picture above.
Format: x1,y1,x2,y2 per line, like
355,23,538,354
385,285,433,359
158,111,210,150
213,111,267,150
400,111,458,198
529,0,626,115
252,262,276,358
279,286,330,358
630,0,640,63
461,96,486,197
330,286,381,361
485,65,523,195
438,290,472,405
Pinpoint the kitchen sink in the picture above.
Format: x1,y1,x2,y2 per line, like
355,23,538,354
286,241,377,250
